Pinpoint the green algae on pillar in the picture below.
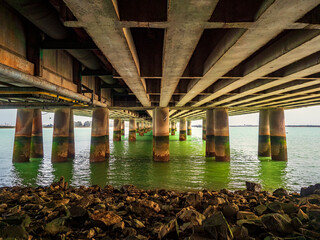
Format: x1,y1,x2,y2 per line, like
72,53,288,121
202,118,206,141
90,108,109,162
269,108,287,161
153,107,169,161
68,110,75,159
187,120,192,135
121,120,125,136
139,121,144,136
214,108,230,161
258,109,271,158
129,119,136,141
179,118,187,141
206,110,215,157
30,109,43,159
13,109,34,162
171,121,176,135
113,118,121,141
52,109,71,162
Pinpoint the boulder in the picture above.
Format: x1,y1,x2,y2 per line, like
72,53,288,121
273,188,288,198
202,211,233,239
223,203,239,218
261,213,294,236
254,205,267,216
300,184,320,196
246,182,262,192
176,207,206,227
237,211,259,220
90,210,122,228
132,199,160,216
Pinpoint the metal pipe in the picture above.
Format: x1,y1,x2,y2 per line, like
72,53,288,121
0,63,106,107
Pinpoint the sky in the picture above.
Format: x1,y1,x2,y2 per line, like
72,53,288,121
0,106,320,126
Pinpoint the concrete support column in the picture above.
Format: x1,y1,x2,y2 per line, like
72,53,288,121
129,119,136,141
52,109,71,162
214,108,230,161
206,110,215,157
139,121,144,136
121,120,125,136
269,108,287,161
171,121,176,135
179,118,187,141
153,107,169,161
258,109,271,158
90,108,109,162
187,120,192,135
202,118,206,140
113,118,121,141
68,110,75,159
30,109,43,159
13,109,34,162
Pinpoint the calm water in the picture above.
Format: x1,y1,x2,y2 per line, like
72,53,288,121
0,127,319,192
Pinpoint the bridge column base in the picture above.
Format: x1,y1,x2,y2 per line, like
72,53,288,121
187,120,192,135
68,110,75,159
179,118,187,141
258,109,271,158
153,107,169,161
129,119,136,141
90,108,109,162
214,108,230,162
202,118,206,141
121,120,125,136
139,121,144,136
52,109,71,162
13,109,34,162
206,110,215,157
171,121,176,136
270,108,287,161
113,118,121,141
30,109,43,159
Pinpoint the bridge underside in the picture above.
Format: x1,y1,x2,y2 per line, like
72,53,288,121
0,0,320,120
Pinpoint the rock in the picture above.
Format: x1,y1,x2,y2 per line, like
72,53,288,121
45,217,70,235
132,199,160,216
297,209,309,222
90,210,122,228
300,228,320,238
246,182,262,192
202,211,233,239
158,219,178,239
112,221,125,231
203,205,217,218
186,192,203,207
87,228,95,238
267,202,283,213
278,202,298,214
177,207,206,227
132,219,145,228
69,206,88,226
254,205,267,216
223,203,239,218
0,225,29,239
273,188,288,197
261,213,294,236
123,227,137,236
231,225,249,240
237,211,259,220
0,214,31,227
291,217,303,230
300,183,320,196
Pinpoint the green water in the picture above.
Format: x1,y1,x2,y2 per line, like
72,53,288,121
0,127,319,192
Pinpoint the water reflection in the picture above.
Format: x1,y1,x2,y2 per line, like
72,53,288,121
258,160,287,190
52,161,73,183
90,161,109,186
12,158,42,186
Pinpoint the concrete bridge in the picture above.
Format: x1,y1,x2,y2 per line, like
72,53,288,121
1,0,320,162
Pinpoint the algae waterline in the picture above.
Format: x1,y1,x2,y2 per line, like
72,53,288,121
0,127,320,192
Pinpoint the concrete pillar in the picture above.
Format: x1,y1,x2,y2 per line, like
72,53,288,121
121,120,125,136
52,109,71,162
202,118,206,140
129,119,136,141
90,108,109,162
68,110,75,159
206,110,215,157
30,109,43,159
258,109,271,158
187,120,192,135
139,121,144,136
179,118,187,141
13,109,34,162
171,121,176,135
113,118,121,141
269,108,287,161
214,108,230,162
153,107,169,161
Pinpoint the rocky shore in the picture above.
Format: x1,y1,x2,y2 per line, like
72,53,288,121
0,179,319,239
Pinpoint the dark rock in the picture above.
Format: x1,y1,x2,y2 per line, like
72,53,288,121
158,219,178,239
45,217,70,235
90,210,122,228
176,206,205,227
300,228,320,238
123,227,137,236
291,217,303,230
254,204,267,216
300,183,320,196
131,199,160,216
297,209,309,222
0,225,29,239
246,182,262,192
202,211,233,239
261,213,294,236
237,211,259,220
223,203,239,218
0,214,31,227
186,192,203,207
273,188,288,197
69,206,88,226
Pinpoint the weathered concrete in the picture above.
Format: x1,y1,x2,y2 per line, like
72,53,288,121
139,121,144,136
258,109,271,158
153,107,169,161
202,118,206,141
13,109,34,162
90,108,109,162
214,108,230,162
171,121,176,136
121,120,125,136
269,108,287,161
179,118,187,141
206,110,215,157
113,118,121,141
187,120,192,135
30,109,43,159
68,110,75,159
52,109,71,162
129,118,136,141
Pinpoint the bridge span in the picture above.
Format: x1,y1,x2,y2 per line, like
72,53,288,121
1,0,320,162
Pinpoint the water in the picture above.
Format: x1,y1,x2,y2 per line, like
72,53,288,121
0,127,319,192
